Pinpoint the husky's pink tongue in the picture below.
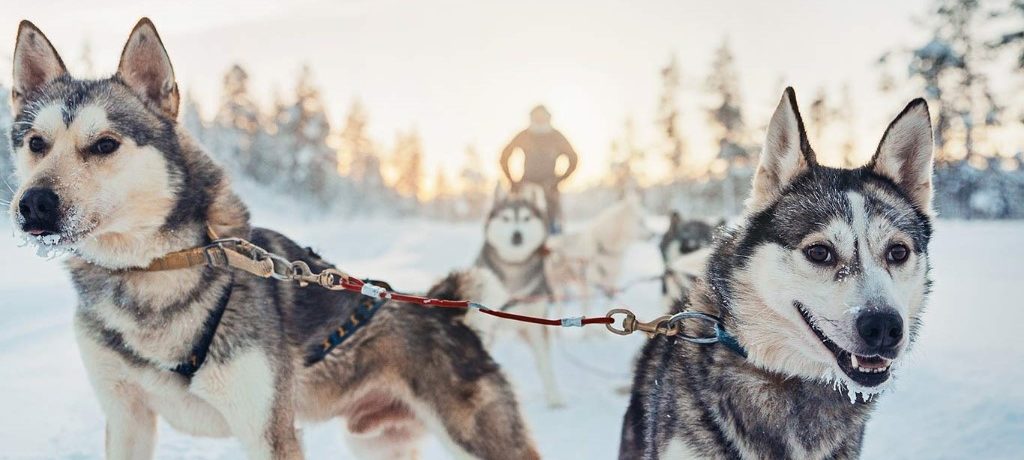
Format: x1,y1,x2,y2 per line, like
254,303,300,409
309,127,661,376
27,229,47,236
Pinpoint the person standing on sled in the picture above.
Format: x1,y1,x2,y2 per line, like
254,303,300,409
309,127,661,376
499,105,579,234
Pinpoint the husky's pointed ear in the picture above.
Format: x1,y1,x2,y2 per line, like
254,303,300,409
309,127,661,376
524,182,548,213
493,182,508,204
668,211,682,229
869,99,934,213
117,18,179,119
12,21,67,113
749,87,816,211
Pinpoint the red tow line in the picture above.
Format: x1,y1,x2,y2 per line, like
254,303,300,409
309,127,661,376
336,277,615,328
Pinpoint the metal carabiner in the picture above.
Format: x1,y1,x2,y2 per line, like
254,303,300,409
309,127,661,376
605,308,679,338
665,311,724,344
267,253,296,281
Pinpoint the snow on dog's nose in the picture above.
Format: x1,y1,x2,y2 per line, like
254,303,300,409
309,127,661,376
18,187,61,235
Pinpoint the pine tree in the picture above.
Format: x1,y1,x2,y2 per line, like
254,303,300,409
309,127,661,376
181,92,206,144
276,65,336,202
885,0,1000,163
808,87,830,152
338,100,384,190
392,129,424,202
658,54,687,181
705,39,751,215
706,39,749,167
213,65,261,171
459,144,489,218
608,118,644,196
431,166,454,218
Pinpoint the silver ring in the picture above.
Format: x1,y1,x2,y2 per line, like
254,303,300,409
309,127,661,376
666,311,722,344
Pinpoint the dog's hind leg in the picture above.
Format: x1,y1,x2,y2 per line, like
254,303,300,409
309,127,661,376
343,394,425,460
518,322,565,408
388,313,540,459
404,371,541,460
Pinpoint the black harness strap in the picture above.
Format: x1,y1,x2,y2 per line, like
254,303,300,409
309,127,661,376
304,280,390,366
171,280,234,378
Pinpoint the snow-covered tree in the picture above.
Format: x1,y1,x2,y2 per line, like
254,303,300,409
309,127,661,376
607,117,644,196
274,65,337,203
212,65,261,171
704,39,753,215
431,166,455,218
658,54,687,181
706,39,750,167
391,129,424,202
881,0,1001,163
991,0,1024,69
808,87,832,153
458,144,489,218
181,92,206,144
338,100,384,191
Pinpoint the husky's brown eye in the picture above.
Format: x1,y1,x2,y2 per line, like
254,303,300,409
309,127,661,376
90,137,120,155
805,244,834,264
28,136,47,154
887,244,910,264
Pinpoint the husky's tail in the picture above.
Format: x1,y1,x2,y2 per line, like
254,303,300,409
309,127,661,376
424,268,510,320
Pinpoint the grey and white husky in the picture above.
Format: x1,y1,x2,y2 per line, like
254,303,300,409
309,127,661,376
7,19,538,459
620,88,935,459
469,183,566,407
658,212,720,309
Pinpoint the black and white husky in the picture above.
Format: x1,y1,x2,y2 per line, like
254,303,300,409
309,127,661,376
7,19,539,459
469,183,566,407
620,88,935,459
658,212,720,308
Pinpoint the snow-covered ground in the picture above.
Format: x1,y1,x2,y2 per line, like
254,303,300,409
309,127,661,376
1,212,1022,459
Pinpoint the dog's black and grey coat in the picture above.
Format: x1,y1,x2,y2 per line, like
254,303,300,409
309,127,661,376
620,88,934,459
9,19,538,459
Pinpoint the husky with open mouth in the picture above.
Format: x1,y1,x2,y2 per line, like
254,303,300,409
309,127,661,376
619,88,934,459
7,19,538,459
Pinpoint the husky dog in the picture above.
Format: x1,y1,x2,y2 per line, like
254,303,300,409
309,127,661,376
620,88,934,459
546,190,652,316
469,183,565,407
658,212,720,308
8,19,538,459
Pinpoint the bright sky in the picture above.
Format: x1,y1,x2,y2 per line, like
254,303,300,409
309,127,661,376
4,0,1009,191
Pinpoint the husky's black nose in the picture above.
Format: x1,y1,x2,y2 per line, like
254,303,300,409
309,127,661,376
18,187,61,232
511,231,523,246
857,311,903,351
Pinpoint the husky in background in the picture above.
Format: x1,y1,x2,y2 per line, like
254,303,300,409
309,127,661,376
469,183,566,407
658,212,721,308
545,190,653,318
620,88,935,459
8,19,538,459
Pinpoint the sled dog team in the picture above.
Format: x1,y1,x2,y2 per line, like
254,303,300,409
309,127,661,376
8,18,935,459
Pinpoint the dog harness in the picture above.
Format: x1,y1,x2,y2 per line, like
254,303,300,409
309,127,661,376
172,280,234,378
304,280,391,366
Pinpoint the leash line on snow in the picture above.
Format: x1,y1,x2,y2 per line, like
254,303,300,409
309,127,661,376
132,232,736,346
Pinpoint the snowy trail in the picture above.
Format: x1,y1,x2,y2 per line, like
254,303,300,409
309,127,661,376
0,219,1021,459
